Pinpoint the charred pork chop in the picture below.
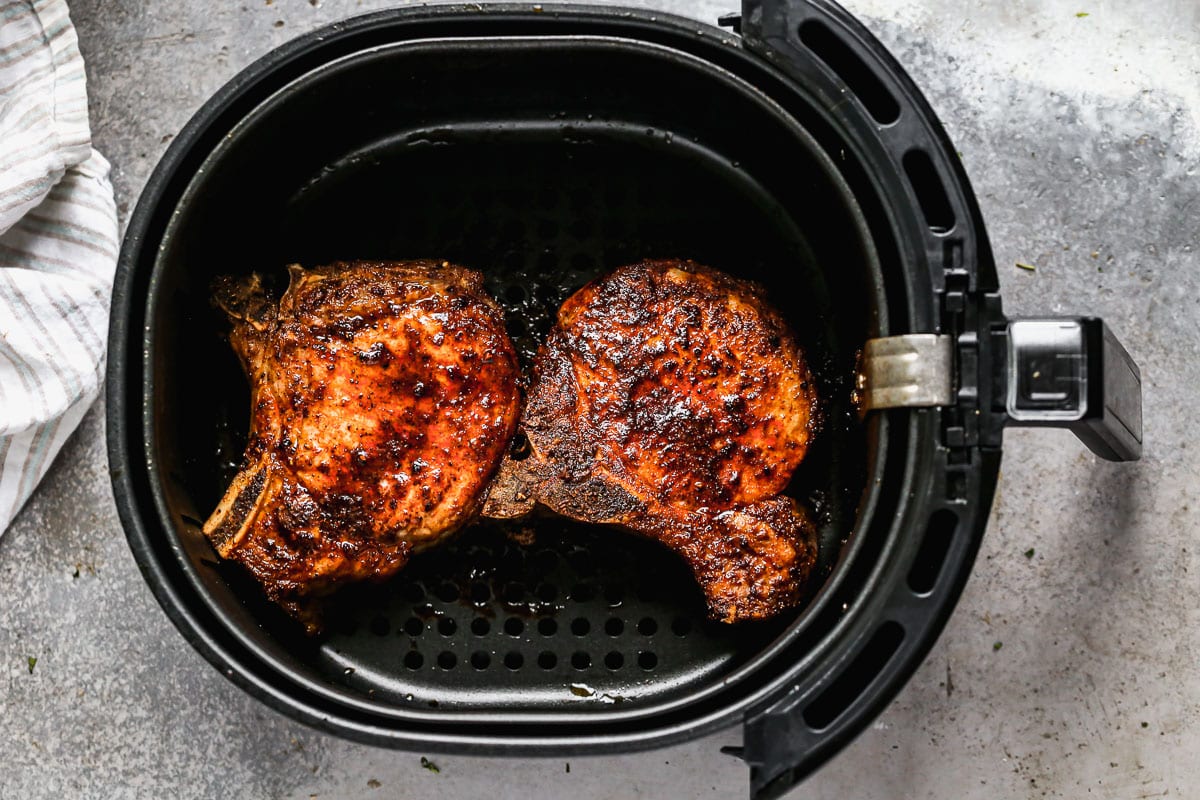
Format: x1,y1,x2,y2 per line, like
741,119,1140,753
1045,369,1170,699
485,260,819,621
203,261,521,631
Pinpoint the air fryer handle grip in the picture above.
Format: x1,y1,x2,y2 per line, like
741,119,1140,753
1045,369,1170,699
1003,317,1142,461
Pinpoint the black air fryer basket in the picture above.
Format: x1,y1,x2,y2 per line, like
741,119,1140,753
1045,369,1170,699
106,2,1143,798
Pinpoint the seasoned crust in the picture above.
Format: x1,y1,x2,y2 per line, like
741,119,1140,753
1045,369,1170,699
484,260,820,622
553,259,817,509
203,261,522,631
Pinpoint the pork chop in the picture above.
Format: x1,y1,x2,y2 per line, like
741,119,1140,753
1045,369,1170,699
203,260,521,631
484,260,819,621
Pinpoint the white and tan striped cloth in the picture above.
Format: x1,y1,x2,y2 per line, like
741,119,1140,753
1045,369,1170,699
0,0,118,533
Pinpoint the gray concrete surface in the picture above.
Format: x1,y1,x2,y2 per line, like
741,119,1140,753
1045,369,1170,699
1,0,1196,797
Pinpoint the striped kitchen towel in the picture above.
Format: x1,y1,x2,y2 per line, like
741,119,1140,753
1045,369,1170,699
0,0,118,534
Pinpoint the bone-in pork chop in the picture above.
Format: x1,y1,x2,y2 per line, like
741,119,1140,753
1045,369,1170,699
203,261,521,631
484,260,819,621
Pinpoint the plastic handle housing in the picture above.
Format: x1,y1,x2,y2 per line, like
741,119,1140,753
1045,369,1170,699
1004,318,1142,461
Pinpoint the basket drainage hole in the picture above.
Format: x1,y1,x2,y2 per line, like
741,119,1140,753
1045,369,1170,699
437,651,457,670
400,582,424,603
797,19,901,126
471,617,490,636
504,283,529,303
469,582,490,603
571,618,590,636
803,621,905,730
505,617,525,636
569,583,595,602
571,652,592,670
604,652,624,670
637,651,657,671
908,508,958,594
637,618,658,636
535,583,558,602
604,585,624,607
671,616,692,637
903,149,957,234
470,651,490,670
568,551,595,576
369,616,391,637
505,652,524,670
435,582,460,603
537,618,557,636
605,618,624,636
403,618,424,637
404,651,424,670
533,549,558,573
538,651,557,669
437,618,457,636
502,582,525,603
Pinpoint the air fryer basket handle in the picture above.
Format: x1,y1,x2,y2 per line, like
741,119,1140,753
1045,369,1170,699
1002,317,1142,461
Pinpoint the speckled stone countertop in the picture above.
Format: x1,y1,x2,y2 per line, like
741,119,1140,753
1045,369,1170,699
1,1,1196,797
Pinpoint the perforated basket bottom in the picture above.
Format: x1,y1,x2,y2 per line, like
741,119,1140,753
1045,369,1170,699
316,521,788,710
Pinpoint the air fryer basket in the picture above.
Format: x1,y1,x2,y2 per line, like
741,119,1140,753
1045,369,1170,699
149,33,878,712
108,3,1141,799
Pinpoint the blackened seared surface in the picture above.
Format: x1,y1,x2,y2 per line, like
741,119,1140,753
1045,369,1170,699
632,495,819,622
486,260,820,622
274,262,520,540
554,260,817,509
203,261,522,631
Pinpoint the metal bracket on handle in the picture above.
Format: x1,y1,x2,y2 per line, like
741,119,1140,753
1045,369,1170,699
860,334,955,411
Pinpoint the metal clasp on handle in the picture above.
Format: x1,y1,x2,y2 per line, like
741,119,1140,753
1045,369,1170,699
860,334,955,411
